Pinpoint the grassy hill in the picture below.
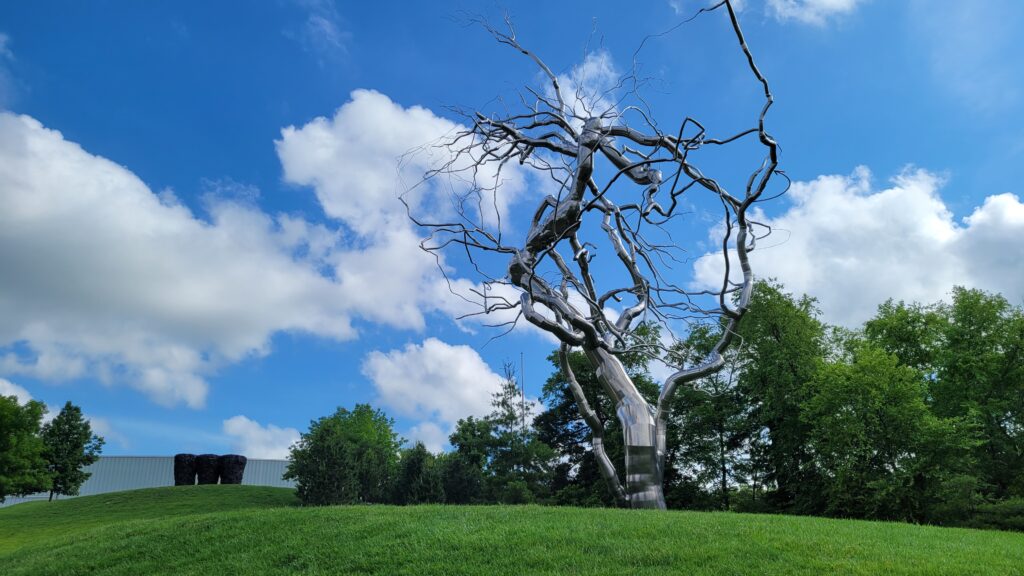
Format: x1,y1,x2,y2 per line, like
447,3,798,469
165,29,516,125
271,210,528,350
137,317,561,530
1,486,1022,575
0,485,299,555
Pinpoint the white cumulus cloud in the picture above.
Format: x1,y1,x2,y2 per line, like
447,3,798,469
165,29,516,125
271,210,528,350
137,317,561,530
362,338,504,426
222,415,300,459
0,89,548,409
0,112,357,407
0,377,31,404
767,0,864,26
276,89,531,333
362,337,546,452
693,166,1024,326
277,89,461,235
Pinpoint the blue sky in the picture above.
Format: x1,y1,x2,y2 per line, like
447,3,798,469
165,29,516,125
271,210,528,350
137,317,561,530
0,0,1022,457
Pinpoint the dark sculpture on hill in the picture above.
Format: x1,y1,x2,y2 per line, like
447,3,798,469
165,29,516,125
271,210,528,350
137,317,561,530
173,453,197,486
174,453,247,485
218,454,247,484
195,454,221,484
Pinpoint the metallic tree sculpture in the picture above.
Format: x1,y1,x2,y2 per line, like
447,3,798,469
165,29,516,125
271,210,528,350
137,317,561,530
406,0,783,509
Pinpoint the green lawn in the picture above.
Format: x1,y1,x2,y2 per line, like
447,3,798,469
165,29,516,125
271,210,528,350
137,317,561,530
0,485,298,555
1,486,1022,575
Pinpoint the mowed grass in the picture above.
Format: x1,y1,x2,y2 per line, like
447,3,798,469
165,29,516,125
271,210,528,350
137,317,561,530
2,486,1023,575
0,485,298,555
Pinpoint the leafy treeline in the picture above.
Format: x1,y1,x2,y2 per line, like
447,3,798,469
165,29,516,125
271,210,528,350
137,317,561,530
285,370,553,507
548,281,1022,529
0,400,103,503
287,281,1023,531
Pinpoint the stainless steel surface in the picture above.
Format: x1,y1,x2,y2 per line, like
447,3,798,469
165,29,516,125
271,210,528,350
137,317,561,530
407,0,779,509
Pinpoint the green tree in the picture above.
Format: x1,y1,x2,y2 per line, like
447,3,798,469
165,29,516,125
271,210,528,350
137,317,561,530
393,442,445,505
443,366,557,505
803,343,977,521
285,404,402,505
443,416,492,504
864,299,944,373
0,395,50,503
735,280,827,513
667,323,751,510
486,364,554,503
932,287,1024,499
40,401,104,501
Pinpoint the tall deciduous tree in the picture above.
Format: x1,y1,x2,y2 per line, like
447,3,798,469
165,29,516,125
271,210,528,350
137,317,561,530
407,0,783,508
866,288,1024,503
864,299,944,373
735,280,826,513
40,401,104,501
933,288,1024,499
0,395,50,503
443,416,492,504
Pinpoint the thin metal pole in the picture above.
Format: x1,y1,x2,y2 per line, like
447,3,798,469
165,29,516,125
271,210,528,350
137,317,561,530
520,351,526,432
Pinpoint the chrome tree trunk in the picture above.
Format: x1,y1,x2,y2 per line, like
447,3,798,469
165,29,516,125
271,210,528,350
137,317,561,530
586,348,665,509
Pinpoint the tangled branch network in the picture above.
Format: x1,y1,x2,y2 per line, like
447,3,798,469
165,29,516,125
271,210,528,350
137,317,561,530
403,0,787,508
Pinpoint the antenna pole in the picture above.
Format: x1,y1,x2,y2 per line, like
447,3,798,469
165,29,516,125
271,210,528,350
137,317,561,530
520,351,526,432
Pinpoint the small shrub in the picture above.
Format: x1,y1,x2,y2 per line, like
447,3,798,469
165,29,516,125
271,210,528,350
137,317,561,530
965,498,1024,532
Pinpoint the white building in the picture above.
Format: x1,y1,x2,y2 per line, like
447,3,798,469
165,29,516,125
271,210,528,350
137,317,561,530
1,456,296,507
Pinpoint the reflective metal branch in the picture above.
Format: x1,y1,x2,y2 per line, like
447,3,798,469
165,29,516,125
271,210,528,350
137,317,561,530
559,344,628,506
407,0,779,509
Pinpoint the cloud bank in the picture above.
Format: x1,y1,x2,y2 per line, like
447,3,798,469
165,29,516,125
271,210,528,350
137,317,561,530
0,89,540,410
0,112,356,407
693,166,1024,326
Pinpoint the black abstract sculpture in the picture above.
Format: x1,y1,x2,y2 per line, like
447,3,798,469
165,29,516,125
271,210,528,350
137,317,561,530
195,453,221,484
218,454,247,484
173,453,197,486
173,453,248,485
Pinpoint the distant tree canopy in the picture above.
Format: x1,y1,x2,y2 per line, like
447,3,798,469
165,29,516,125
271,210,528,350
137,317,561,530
41,401,105,501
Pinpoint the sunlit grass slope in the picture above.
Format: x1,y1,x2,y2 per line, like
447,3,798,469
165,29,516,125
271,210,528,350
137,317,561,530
1,485,1022,575
0,485,298,555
